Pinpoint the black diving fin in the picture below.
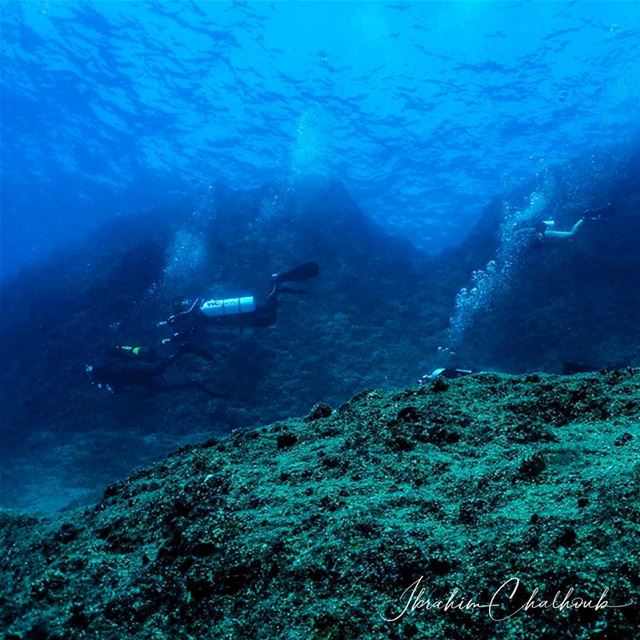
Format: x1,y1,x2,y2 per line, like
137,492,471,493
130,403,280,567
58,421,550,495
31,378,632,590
275,262,319,284
583,204,615,221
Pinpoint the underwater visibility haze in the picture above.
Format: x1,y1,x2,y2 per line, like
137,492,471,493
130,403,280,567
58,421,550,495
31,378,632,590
2,1,639,274
0,2,639,639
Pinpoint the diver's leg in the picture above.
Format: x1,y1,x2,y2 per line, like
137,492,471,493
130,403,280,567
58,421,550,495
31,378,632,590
248,298,278,327
154,356,178,374
273,262,319,283
569,218,585,235
544,219,584,240
162,343,194,368
150,346,199,375
244,279,279,328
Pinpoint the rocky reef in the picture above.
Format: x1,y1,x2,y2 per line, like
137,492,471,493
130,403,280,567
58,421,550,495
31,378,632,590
1,370,638,639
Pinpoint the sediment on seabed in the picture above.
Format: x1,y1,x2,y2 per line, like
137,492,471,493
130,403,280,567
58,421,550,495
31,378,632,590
1,370,638,640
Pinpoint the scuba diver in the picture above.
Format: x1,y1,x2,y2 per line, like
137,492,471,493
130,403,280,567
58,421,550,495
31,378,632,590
85,343,225,397
420,367,483,383
158,261,320,344
518,204,615,247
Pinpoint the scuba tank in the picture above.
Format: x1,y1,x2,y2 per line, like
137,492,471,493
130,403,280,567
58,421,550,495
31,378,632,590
200,296,256,318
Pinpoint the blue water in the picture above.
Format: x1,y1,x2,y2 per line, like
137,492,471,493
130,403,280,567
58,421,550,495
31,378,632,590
1,1,639,278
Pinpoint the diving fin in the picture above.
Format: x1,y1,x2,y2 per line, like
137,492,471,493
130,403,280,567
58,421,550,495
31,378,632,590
583,204,615,221
275,262,319,284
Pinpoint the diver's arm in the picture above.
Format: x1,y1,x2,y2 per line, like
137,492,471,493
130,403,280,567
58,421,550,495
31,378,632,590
158,298,203,344
158,298,202,327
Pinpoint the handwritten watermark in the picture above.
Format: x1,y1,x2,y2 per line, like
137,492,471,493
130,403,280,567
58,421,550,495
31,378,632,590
381,577,634,622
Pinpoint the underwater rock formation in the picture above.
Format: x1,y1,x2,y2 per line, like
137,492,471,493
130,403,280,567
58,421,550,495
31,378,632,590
1,371,638,639
446,145,640,371
1,147,639,511
0,180,445,442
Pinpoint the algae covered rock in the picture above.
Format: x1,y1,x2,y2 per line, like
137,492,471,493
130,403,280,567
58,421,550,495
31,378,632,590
1,371,639,639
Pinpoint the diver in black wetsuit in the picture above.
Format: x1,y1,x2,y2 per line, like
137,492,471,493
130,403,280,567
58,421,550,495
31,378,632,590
159,261,320,344
85,343,225,397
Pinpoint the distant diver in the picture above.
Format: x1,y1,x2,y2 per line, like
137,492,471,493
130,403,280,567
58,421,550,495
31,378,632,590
518,204,615,247
423,361,627,381
420,367,483,383
85,343,225,397
159,261,320,343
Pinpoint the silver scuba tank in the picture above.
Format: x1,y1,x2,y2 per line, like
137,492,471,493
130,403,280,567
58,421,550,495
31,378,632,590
200,296,256,318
